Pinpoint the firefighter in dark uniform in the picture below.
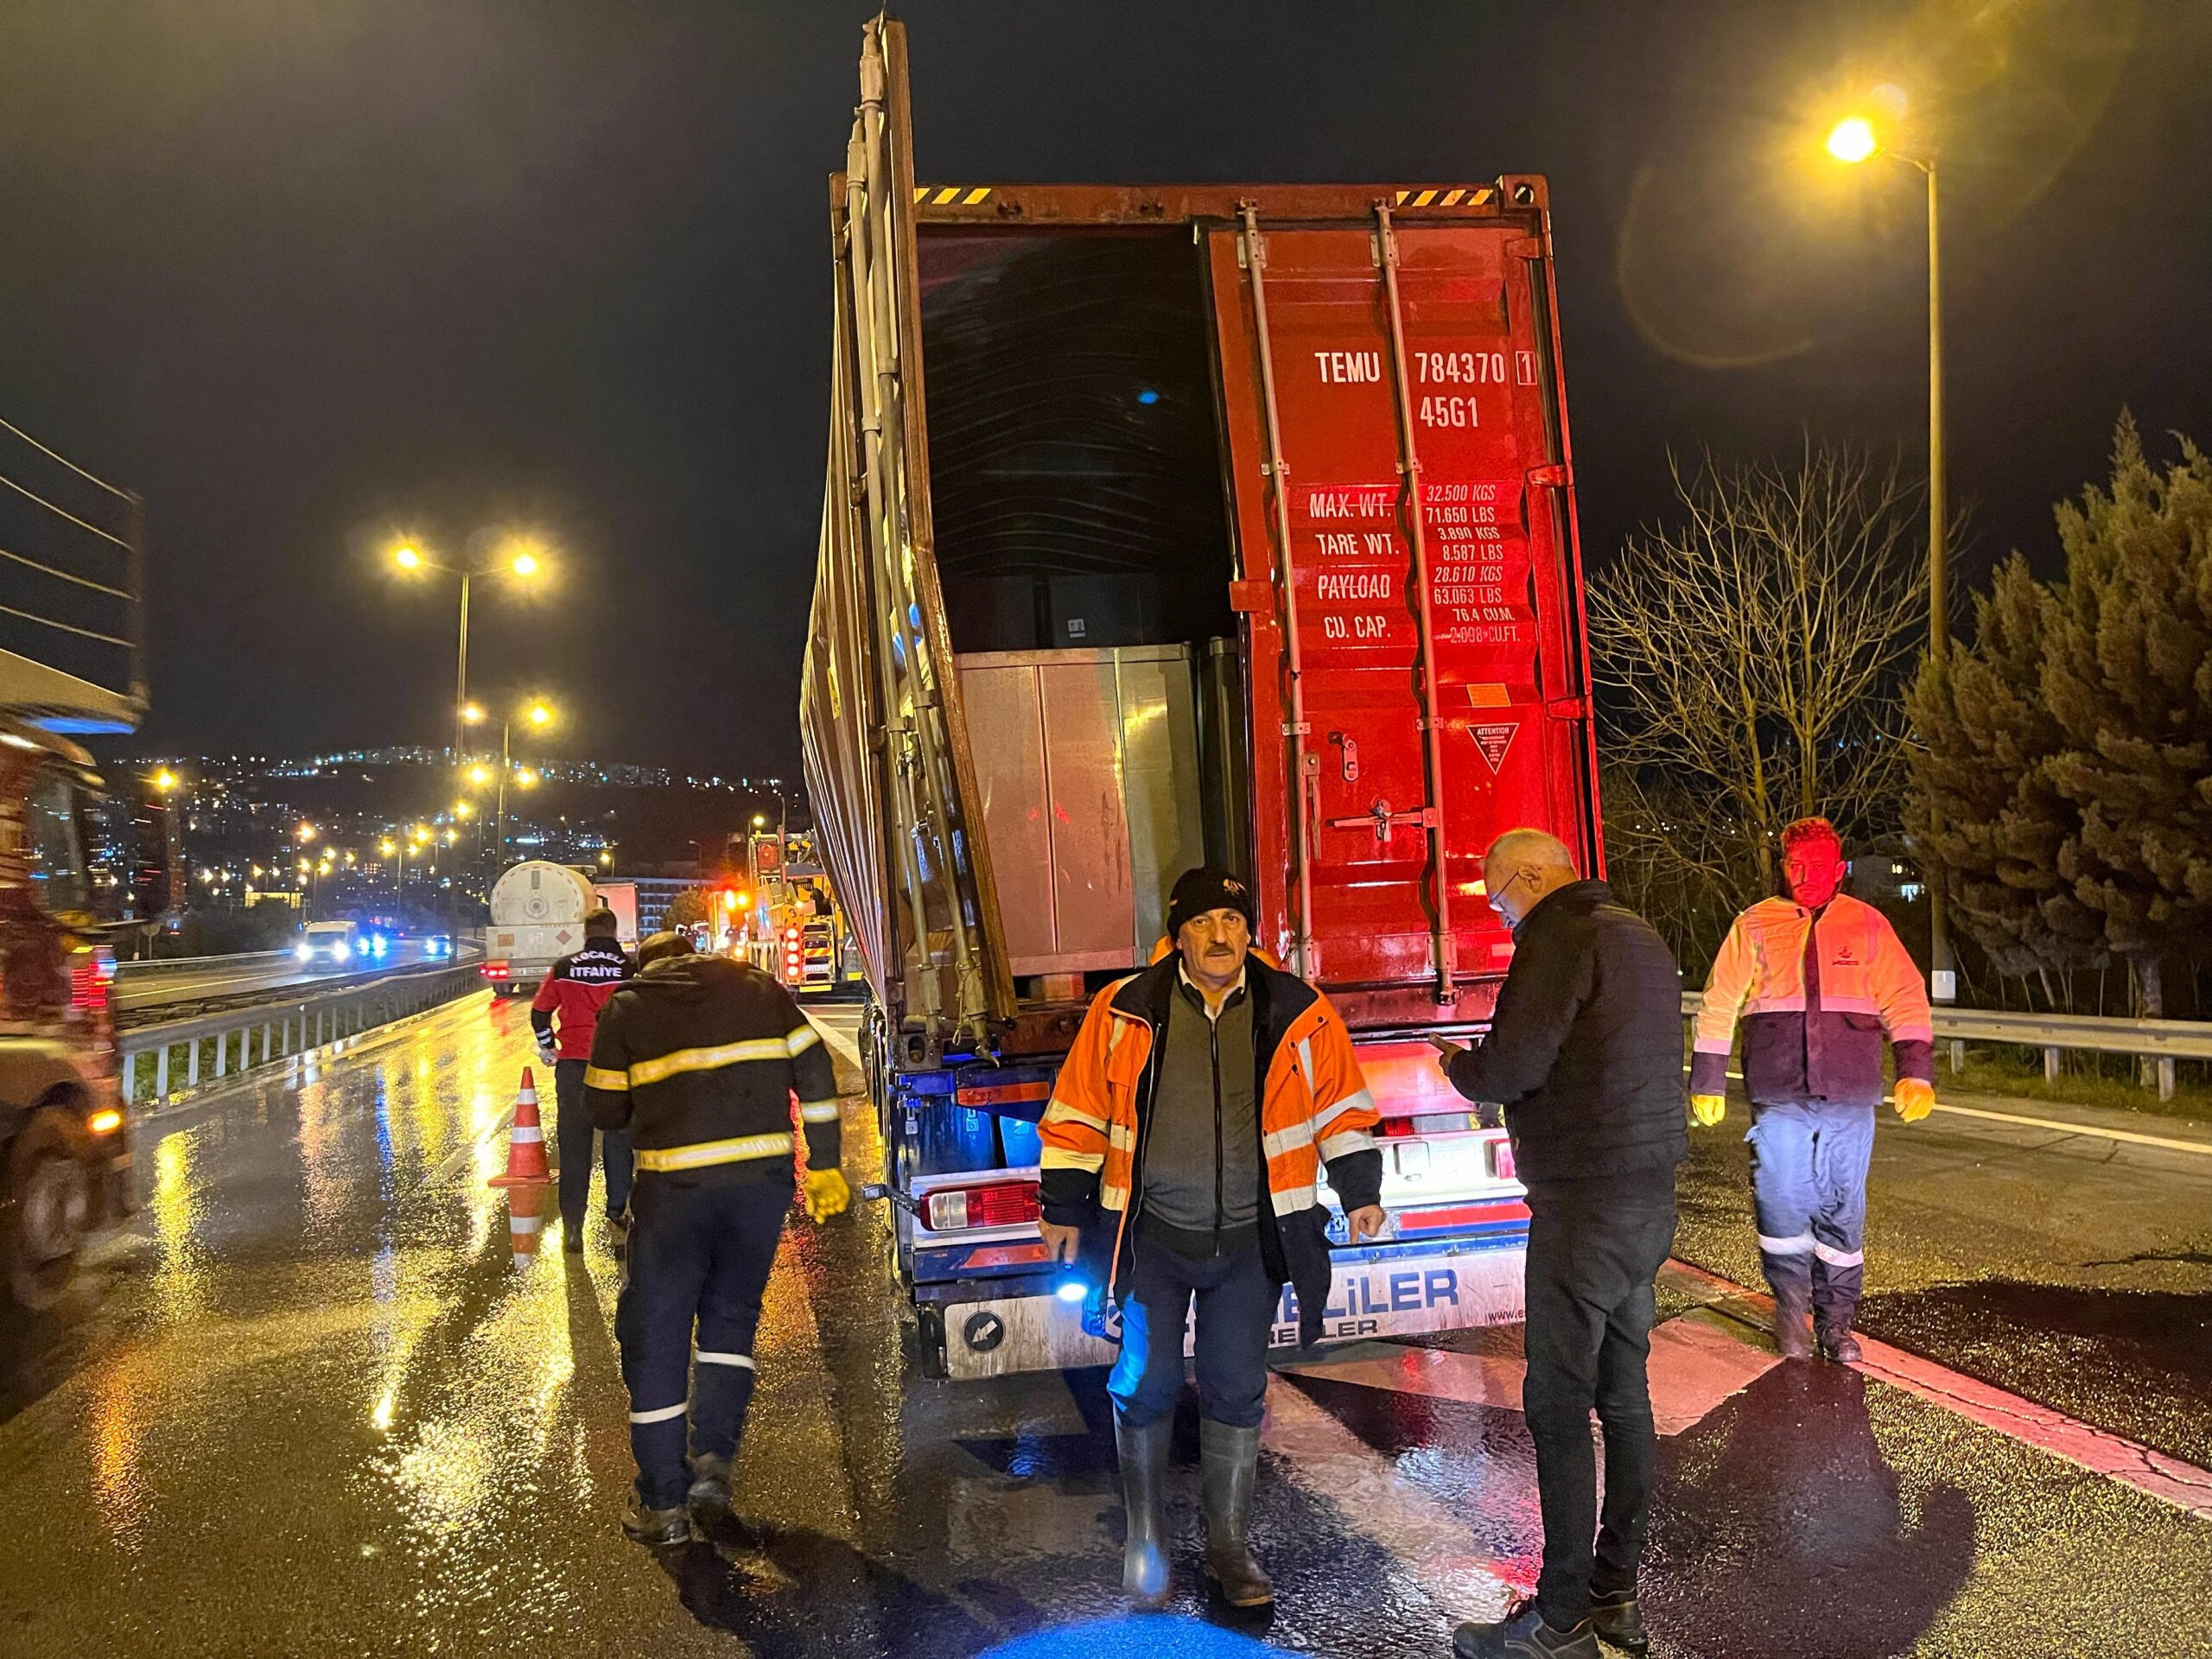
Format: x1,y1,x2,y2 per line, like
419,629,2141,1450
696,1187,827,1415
529,906,632,1250
584,931,849,1544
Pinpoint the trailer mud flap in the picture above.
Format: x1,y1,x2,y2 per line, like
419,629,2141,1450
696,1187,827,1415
938,1240,1526,1381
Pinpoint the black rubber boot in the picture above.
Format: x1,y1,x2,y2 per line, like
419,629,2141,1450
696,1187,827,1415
687,1453,732,1520
1773,1288,1815,1360
1114,1411,1171,1607
1589,1587,1649,1655
1199,1418,1273,1607
1816,1307,1863,1364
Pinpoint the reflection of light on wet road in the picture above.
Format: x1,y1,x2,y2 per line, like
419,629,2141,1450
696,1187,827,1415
149,1131,207,1323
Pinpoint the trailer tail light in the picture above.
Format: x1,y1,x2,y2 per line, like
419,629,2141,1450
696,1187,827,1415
921,1179,1040,1232
481,961,511,981
1490,1138,1516,1183
70,947,117,1012
86,1109,124,1136
953,1079,1052,1110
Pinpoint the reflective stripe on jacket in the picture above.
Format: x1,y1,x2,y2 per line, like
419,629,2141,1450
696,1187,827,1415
1036,953,1382,1311
1693,893,1934,1107
584,954,840,1183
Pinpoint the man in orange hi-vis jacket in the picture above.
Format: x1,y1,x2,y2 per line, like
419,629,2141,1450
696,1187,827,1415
1692,818,1936,1363
1038,867,1387,1611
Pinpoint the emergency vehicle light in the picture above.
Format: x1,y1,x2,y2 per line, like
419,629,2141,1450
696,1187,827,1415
921,1179,1040,1232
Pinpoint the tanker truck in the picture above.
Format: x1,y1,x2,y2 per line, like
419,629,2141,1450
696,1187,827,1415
798,21,1605,1377
480,861,606,995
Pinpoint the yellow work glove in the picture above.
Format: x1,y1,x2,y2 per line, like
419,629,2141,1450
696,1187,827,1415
802,1167,852,1223
1690,1093,1727,1128
1893,1078,1936,1122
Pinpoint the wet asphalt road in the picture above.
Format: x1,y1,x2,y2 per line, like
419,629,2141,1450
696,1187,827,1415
1671,1084,2212,1470
2,995,2209,1656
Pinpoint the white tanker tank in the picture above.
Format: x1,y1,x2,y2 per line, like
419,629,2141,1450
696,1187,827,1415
481,860,602,995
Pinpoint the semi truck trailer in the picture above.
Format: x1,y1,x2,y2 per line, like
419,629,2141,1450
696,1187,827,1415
800,19,1604,1378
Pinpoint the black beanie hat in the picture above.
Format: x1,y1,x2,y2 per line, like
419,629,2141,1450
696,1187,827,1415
1166,867,1257,939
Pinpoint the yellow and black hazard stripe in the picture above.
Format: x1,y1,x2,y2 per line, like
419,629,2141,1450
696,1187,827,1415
1391,186,1498,208
912,184,995,207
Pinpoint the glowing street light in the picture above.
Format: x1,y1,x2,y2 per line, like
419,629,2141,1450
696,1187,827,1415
525,702,552,728
150,768,179,794
1822,97,1954,1003
467,764,492,787
454,800,475,819
378,839,397,858
387,534,552,765
1825,116,1877,164
297,822,316,843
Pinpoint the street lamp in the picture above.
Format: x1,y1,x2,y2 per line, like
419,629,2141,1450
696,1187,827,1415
463,696,558,867
388,535,549,764
1827,107,1955,1002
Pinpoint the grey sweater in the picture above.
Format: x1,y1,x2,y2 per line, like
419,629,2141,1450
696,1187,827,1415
1139,970,1261,1252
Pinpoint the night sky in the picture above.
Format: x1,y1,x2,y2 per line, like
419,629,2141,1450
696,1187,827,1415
1,1,2205,773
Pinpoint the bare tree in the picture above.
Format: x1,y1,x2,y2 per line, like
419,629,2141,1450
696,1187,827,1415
1591,442,1928,965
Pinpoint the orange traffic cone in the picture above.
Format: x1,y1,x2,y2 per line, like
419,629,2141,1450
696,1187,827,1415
489,1066,556,1188
506,1183,548,1260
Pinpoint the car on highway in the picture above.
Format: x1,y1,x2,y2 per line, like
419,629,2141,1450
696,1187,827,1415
295,919,377,969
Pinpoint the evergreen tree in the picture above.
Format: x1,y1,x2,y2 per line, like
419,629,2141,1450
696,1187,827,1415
2037,416,2212,1017
1908,554,2104,999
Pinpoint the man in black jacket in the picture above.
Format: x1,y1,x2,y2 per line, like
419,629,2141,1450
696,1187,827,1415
584,931,850,1546
1432,830,1687,1659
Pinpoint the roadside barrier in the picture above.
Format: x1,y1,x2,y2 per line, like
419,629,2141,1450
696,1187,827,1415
118,959,486,1111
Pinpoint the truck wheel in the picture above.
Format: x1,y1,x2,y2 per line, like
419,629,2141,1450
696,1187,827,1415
3,1109,93,1312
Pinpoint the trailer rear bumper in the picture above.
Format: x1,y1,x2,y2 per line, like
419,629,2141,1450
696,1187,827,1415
921,1233,1527,1382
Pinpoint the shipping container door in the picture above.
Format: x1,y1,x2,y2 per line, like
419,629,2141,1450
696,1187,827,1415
1209,214,1597,999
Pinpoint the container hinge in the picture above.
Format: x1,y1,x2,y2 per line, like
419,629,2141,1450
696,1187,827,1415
1327,731,1359,782
1546,696,1592,720
1282,721,1312,737
1504,235,1545,261
1528,463,1569,489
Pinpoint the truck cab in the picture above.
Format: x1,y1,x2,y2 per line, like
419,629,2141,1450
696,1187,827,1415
0,719,130,1310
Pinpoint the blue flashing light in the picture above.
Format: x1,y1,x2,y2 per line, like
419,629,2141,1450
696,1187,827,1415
1055,1277,1087,1304
1135,387,1160,405
980,1616,1291,1656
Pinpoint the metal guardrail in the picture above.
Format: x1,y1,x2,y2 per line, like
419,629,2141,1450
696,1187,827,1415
120,958,486,1111
118,949,293,982
114,941,480,1027
1681,993,2210,1101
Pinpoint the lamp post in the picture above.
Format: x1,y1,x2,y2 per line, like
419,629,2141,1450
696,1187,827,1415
462,698,556,867
391,537,545,766
1827,112,1955,1003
